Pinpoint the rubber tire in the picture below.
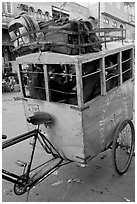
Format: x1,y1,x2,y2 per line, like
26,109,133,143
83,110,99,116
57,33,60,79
112,119,135,175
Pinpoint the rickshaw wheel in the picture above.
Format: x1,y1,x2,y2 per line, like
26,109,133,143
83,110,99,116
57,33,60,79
112,119,135,175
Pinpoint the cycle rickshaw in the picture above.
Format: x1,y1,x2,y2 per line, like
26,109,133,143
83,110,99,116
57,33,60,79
2,20,135,196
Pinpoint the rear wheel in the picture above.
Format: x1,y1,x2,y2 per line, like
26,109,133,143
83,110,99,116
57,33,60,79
112,119,135,175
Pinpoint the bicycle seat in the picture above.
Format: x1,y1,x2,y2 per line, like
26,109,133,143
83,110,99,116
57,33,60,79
27,111,52,125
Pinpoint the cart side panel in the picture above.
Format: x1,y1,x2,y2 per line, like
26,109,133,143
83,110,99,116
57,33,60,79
82,82,133,161
23,100,84,163
120,79,134,119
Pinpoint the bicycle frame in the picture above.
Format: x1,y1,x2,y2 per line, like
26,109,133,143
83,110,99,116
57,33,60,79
2,127,72,195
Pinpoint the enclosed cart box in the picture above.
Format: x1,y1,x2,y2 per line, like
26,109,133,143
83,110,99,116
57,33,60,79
16,41,134,164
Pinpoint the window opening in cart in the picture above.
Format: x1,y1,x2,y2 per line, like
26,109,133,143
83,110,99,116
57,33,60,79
105,53,119,92
20,63,78,105
122,49,132,82
47,64,77,105
20,64,46,100
82,59,101,104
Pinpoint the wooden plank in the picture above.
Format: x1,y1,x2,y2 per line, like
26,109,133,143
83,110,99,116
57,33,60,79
16,42,134,65
23,99,85,163
75,62,84,108
82,80,133,158
117,52,123,86
43,65,50,102
75,43,134,64
16,52,78,65
100,57,106,95
130,47,134,79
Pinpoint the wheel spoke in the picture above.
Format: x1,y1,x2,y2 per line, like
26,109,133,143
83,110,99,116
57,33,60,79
112,120,135,174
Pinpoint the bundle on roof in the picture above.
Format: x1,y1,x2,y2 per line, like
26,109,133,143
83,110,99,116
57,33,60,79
8,13,102,56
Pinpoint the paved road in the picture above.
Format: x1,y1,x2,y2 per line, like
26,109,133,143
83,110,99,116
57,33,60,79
2,92,135,202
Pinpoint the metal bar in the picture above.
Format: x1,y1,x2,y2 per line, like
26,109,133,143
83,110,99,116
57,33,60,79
35,160,72,187
122,68,132,74
2,169,26,185
13,37,126,52
93,28,125,33
105,63,118,71
47,72,76,77
2,174,24,185
2,129,38,149
28,86,45,90
49,89,76,95
30,158,55,172
11,27,125,42
11,28,81,42
2,169,24,180
106,74,120,82
82,69,101,78
38,131,61,156
26,158,63,189
26,130,38,180
122,58,131,64
21,70,76,77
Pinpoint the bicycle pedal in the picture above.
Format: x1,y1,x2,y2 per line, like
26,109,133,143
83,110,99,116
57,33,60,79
15,160,27,168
